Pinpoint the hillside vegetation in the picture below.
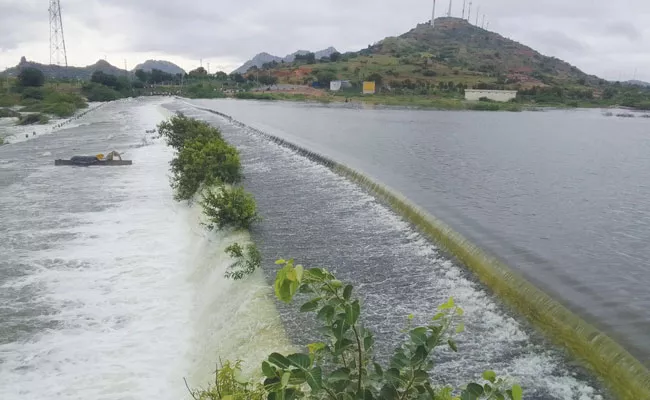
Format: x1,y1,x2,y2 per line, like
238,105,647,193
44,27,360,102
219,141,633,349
242,18,650,109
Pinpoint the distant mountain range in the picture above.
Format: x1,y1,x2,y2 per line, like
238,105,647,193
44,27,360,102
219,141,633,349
233,47,338,74
1,57,186,80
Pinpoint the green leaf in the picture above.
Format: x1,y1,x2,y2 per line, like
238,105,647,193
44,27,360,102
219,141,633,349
438,297,455,310
262,361,276,378
380,385,399,399
345,300,361,325
329,367,351,382
373,362,383,377
330,279,343,289
332,319,350,340
511,384,523,400
334,338,355,355
385,368,402,386
268,353,292,369
410,345,427,366
413,370,429,384
306,366,323,391
300,298,320,312
466,383,484,396
448,339,458,352
281,371,291,388
304,268,326,280
343,285,353,300
456,323,465,334
364,332,374,351
432,312,445,321
275,259,286,265
482,370,496,383
307,342,326,355
316,305,335,322
409,327,428,346
287,353,311,369
456,307,464,316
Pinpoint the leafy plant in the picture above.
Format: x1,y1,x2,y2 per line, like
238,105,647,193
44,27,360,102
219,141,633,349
192,259,523,400
201,186,260,230
224,242,262,280
170,138,242,200
187,360,266,400
18,113,49,125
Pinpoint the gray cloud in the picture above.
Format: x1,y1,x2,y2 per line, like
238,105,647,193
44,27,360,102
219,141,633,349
1,0,650,80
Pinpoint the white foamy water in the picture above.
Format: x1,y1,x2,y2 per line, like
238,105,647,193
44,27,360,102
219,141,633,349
0,99,290,400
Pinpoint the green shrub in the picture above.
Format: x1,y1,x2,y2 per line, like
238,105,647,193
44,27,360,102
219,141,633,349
224,242,262,280
81,83,122,102
192,259,523,400
158,113,222,151
18,113,49,125
21,87,45,100
0,137,4,145
200,186,259,230
170,138,242,200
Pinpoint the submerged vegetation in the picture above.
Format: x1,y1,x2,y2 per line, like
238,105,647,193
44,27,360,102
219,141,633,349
191,259,522,400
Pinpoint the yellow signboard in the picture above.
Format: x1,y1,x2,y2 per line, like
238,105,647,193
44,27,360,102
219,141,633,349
362,81,376,94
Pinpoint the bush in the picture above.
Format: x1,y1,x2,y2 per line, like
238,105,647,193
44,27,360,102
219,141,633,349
192,259,523,400
234,92,276,100
21,87,45,100
170,138,242,200
224,242,262,280
81,83,122,102
158,113,222,151
18,113,49,125
200,186,259,230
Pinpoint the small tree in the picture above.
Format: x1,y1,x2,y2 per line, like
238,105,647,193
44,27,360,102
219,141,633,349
306,52,316,64
201,186,260,230
17,67,45,87
330,52,342,62
224,243,262,280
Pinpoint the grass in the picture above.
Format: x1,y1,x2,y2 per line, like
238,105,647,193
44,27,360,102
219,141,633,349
1,85,88,117
202,107,650,400
0,108,20,118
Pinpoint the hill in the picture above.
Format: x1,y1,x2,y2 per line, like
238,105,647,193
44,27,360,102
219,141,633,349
133,60,185,75
255,18,605,93
625,80,650,87
233,47,338,74
1,57,127,80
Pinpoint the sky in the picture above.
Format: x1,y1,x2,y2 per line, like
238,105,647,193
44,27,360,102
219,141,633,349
0,0,648,81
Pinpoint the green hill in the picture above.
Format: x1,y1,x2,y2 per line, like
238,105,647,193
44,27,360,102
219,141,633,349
256,17,606,95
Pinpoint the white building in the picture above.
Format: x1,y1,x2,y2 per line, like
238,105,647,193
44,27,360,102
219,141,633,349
465,89,517,102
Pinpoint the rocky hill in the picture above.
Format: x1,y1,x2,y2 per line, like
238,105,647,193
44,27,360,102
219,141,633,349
233,47,338,74
133,60,185,75
258,18,604,91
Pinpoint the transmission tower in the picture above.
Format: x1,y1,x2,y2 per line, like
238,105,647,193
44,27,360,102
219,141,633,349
48,0,68,66
431,0,436,26
447,0,453,17
467,1,472,22
462,0,466,19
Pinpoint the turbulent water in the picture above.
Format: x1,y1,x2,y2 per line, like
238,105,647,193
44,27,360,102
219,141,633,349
0,98,290,399
1,97,626,399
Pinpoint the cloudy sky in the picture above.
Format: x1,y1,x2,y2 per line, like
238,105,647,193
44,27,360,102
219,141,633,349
1,0,648,81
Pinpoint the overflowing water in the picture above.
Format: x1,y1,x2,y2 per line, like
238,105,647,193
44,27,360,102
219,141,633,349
0,97,622,399
0,98,290,399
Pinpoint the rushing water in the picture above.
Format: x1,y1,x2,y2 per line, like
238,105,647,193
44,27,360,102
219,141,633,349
186,98,650,366
0,98,290,399
0,96,626,399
